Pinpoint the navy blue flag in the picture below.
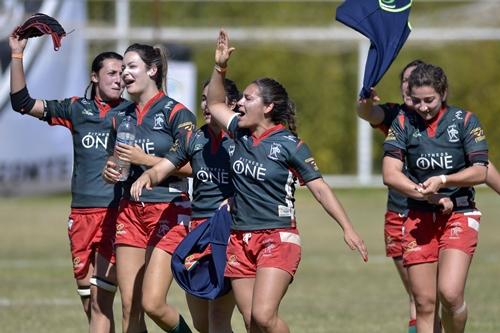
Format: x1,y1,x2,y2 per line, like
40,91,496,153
336,0,412,98
171,205,232,300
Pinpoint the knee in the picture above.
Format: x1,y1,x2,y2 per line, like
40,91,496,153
413,292,437,315
251,308,276,331
439,287,464,311
142,297,161,318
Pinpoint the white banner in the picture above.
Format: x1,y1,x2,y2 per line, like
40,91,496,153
0,0,87,195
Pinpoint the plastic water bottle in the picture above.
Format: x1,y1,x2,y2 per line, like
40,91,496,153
114,115,136,181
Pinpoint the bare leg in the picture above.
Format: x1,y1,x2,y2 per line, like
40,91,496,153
76,267,93,323
186,294,209,333
231,278,255,332
208,291,235,333
250,267,292,333
90,253,117,333
438,249,472,333
116,245,147,333
408,262,438,333
141,247,181,331
393,257,417,322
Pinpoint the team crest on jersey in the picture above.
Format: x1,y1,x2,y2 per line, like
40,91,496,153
447,124,460,143
228,144,235,157
470,127,485,143
268,143,282,160
153,113,165,130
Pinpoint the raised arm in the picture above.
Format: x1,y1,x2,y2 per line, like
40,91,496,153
356,88,385,126
206,29,237,131
9,33,45,118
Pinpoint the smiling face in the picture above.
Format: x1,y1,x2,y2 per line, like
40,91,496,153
410,85,445,121
121,51,155,96
92,58,123,102
236,83,271,129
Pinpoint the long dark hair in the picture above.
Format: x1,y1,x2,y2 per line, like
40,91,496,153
85,51,123,100
408,63,448,99
125,43,168,93
253,78,297,136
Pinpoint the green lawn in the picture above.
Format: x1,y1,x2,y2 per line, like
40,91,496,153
0,188,498,332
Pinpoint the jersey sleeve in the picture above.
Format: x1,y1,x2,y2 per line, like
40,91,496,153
164,130,194,168
463,112,488,155
167,103,196,142
227,115,250,140
42,97,77,130
288,140,322,186
383,112,407,153
376,103,401,135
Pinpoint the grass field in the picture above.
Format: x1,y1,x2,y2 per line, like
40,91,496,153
0,188,499,332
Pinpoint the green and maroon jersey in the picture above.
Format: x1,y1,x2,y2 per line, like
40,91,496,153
109,92,196,203
41,97,130,208
227,116,322,231
165,124,234,218
376,102,409,214
384,105,488,212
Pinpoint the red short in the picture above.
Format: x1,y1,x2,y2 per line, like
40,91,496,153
225,228,301,278
402,210,481,266
384,210,407,258
163,217,209,255
115,199,191,252
67,207,118,280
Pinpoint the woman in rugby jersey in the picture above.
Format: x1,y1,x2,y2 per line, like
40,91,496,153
130,78,240,333
383,63,488,333
102,43,195,333
206,29,368,333
10,34,127,332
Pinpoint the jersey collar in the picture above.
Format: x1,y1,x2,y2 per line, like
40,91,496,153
252,124,286,146
424,105,447,138
135,91,165,125
206,125,227,154
94,97,123,118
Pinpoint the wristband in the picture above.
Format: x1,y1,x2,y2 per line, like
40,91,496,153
440,174,447,185
11,53,23,60
214,64,227,73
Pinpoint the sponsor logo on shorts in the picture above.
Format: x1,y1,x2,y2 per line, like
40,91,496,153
228,254,239,266
156,222,171,237
405,240,421,252
262,238,276,256
73,257,83,269
449,222,463,240
116,223,126,235
385,235,396,248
